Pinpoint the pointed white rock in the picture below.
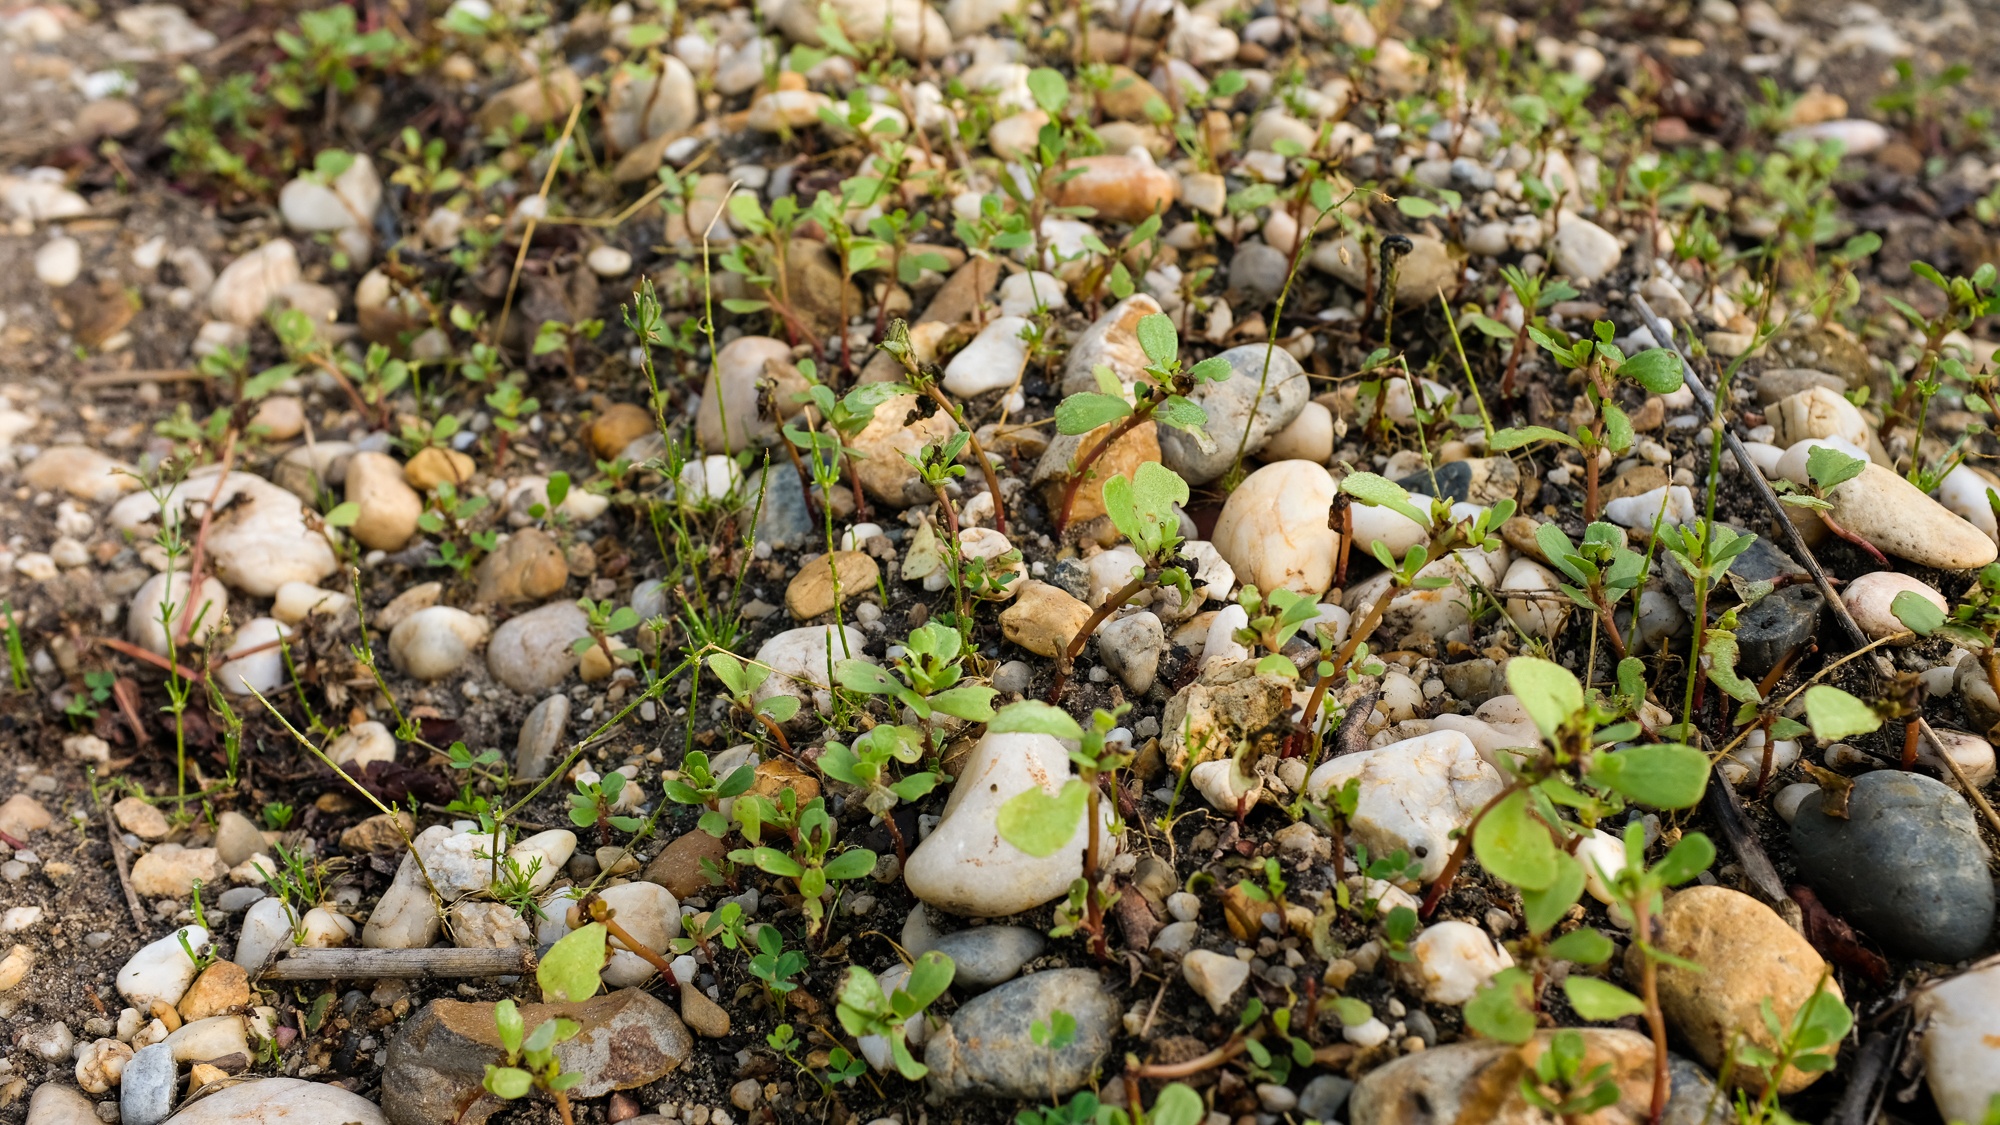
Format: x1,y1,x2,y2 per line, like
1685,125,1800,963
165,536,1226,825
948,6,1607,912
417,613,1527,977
904,731,1104,916
1307,730,1503,883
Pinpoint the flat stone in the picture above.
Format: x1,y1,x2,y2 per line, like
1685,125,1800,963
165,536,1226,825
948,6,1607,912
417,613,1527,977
643,830,729,899
382,991,690,1125
924,970,1119,1100
1307,730,1505,883
1350,1030,1712,1125
514,694,570,780
905,732,1097,917
1824,463,1997,570
1046,155,1176,224
999,581,1091,659
1916,961,2000,1125
120,1043,176,1125
1635,886,1836,1094
1030,419,1162,525
1791,771,1993,962
1158,344,1308,486
1731,586,1822,681
475,528,569,606
1754,367,1846,404
1061,295,1161,396
26,1083,99,1125
158,1077,387,1124
1160,659,1296,770
786,552,880,619
929,926,1045,989
486,601,590,694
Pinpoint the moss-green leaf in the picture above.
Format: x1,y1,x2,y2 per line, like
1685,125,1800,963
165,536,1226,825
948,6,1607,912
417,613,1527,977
995,779,1088,857
1564,977,1647,1020
1804,685,1883,741
1506,656,1582,741
1591,744,1711,809
538,922,606,1003
1473,788,1561,891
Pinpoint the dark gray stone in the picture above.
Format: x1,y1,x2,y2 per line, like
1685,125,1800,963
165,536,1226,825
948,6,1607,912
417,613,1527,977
930,925,1046,989
1050,557,1092,603
1753,367,1846,405
1732,585,1822,680
1228,241,1291,308
1791,770,1995,962
1297,1073,1354,1121
751,464,814,549
924,969,1120,1101
1393,457,1519,506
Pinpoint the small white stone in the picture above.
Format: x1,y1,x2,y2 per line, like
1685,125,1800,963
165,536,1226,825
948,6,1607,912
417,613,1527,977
587,245,633,277
217,616,291,695
117,926,210,1010
1183,949,1250,1013
1550,214,1621,285
1842,571,1945,645
1397,920,1513,1004
35,235,81,286
997,271,1067,316
1307,730,1503,882
942,315,1033,397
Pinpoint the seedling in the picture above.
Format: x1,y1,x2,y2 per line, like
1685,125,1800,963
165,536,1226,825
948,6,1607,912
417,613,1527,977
482,923,606,1125
834,951,955,1079
990,702,1132,959
817,724,939,862
1519,321,1684,519
1047,462,1196,700
1535,521,1650,660
661,749,758,842
1050,312,1227,530
1774,445,1888,565
1726,979,1853,1125
706,652,801,755
747,924,808,1008
568,771,642,843
728,796,876,940
835,621,996,756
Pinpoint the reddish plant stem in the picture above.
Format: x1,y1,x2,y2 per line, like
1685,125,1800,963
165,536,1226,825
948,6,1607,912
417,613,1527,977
922,385,1008,535
1634,894,1669,1125
1418,782,1522,918
1817,512,1890,567
1591,588,1629,661
1047,576,1148,702
1499,327,1528,397
1054,408,1151,533
177,429,239,649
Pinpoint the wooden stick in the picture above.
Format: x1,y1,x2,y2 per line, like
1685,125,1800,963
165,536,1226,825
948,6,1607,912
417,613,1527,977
104,809,150,930
259,947,537,980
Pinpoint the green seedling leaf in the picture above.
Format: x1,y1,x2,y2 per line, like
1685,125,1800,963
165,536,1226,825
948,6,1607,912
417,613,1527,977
1520,853,1585,936
538,923,606,1002
1463,966,1536,1045
1891,589,1946,636
1806,445,1866,492
1507,656,1583,741
1564,977,1647,1021
1340,472,1428,528
1473,788,1561,891
1054,392,1132,435
1149,1084,1206,1125
1803,685,1882,741
989,700,1085,740
1590,744,1711,810
1619,348,1685,394
1546,927,1614,965
1135,312,1179,367
483,1065,533,1100
1489,425,1580,451
1650,831,1716,886
995,779,1088,857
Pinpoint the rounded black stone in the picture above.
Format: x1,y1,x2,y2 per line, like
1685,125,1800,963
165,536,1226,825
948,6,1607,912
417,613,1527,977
1791,770,1994,963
